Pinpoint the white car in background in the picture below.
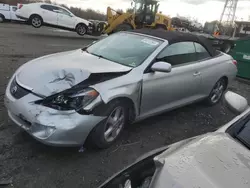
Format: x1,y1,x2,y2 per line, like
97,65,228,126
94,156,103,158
16,3,93,36
0,4,23,22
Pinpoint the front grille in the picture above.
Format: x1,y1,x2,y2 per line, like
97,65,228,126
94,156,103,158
10,78,30,99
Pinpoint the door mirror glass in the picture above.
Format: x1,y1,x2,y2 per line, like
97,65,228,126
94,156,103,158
151,62,172,73
224,91,248,114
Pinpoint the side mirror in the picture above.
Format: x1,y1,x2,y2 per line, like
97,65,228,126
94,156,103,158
224,91,249,114
151,62,172,73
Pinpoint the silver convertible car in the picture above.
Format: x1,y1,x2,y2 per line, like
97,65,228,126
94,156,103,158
5,30,237,148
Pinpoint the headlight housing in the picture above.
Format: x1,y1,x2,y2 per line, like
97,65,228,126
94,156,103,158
35,88,99,111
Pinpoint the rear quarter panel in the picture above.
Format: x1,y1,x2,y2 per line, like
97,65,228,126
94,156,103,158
16,4,37,19
199,53,237,96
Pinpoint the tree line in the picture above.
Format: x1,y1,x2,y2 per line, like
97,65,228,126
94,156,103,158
0,0,107,21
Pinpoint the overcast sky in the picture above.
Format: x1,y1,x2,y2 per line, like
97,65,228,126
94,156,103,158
55,0,250,23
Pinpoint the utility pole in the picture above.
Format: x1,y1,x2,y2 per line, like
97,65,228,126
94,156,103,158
219,0,238,26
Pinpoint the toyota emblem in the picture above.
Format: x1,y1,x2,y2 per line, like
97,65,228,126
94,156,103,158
11,85,18,94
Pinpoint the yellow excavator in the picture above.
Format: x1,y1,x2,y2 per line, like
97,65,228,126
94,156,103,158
103,0,172,35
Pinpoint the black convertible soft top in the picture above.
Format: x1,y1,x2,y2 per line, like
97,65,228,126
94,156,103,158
130,29,217,57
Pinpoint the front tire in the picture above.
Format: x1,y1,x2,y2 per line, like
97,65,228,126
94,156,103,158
76,24,87,36
0,15,4,23
114,23,133,33
30,15,43,28
87,100,129,149
206,78,227,105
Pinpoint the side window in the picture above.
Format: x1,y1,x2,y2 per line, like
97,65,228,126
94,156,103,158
194,43,211,60
12,7,17,12
156,42,196,66
57,8,71,16
40,5,53,11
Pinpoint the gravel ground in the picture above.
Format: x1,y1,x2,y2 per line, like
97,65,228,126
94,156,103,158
1,23,250,188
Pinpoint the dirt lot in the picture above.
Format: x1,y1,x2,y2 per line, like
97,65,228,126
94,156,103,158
1,23,250,188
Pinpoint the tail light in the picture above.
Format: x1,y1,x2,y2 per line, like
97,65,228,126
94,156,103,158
18,4,23,9
232,60,237,66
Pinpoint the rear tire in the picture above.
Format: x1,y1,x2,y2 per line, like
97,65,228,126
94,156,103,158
76,24,87,36
222,42,232,54
87,100,129,149
114,23,133,33
0,15,5,23
30,15,43,28
205,78,227,106
156,25,167,30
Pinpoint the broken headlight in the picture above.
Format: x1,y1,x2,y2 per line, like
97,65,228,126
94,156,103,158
36,88,99,111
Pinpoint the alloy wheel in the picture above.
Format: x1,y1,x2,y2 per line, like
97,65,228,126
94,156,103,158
210,80,225,104
104,106,125,142
78,26,87,35
32,17,41,27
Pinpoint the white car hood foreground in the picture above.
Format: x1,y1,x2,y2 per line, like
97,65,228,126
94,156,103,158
152,133,250,188
15,49,131,97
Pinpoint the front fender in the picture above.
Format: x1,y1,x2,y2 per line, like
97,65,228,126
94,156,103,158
93,81,142,117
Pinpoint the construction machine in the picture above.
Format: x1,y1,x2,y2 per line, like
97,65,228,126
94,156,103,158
103,0,172,35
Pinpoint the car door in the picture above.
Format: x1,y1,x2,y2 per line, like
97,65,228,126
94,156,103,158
193,42,220,97
40,5,58,25
10,6,18,20
56,7,75,29
140,42,202,118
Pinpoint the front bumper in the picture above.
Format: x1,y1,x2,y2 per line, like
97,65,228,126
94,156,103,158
4,83,105,146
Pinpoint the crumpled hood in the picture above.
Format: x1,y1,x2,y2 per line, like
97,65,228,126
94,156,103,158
15,49,131,97
152,133,250,188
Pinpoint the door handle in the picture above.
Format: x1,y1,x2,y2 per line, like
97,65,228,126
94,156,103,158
193,72,201,76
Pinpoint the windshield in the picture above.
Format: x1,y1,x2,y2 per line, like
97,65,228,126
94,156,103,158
86,33,163,67
236,118,250,149
227,113,250,150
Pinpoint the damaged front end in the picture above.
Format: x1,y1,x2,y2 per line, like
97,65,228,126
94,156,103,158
33,71,130,114
5,70,130,146
35,87,99,112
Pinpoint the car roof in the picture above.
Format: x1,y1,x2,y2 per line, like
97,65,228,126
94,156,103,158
130,29,217,56
151,133,250,188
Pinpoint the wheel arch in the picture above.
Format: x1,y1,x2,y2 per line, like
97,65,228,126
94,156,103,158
0,13,5,19
111,97,137,123
75,22,88,30
95,96,137,123
220,76,229,88
29,14,43,22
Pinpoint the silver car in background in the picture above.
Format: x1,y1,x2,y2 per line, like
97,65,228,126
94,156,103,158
4,30,237,148
99,92,250,188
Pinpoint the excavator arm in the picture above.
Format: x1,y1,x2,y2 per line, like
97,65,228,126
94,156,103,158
104,7,136,35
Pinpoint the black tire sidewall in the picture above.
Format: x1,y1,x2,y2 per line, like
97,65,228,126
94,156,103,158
87,100,129,149
0,15,4,23
114,24,132,33
206,78,227,105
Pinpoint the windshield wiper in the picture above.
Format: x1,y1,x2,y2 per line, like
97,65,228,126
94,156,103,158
90,53,110,61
